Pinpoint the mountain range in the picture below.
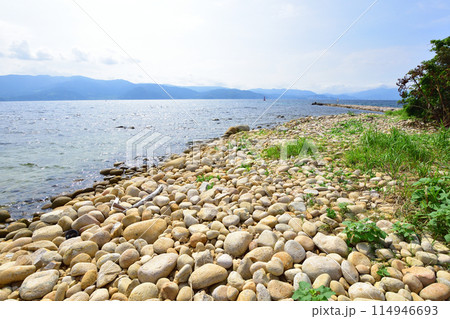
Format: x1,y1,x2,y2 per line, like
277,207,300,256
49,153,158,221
0,75,401,101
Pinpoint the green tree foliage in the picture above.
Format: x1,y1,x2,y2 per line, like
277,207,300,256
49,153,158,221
397,37,450,126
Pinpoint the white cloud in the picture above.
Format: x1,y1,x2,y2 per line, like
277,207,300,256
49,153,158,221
9,41,52,61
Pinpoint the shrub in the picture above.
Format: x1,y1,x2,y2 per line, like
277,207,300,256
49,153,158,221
342,218,387,245
292,282,335,301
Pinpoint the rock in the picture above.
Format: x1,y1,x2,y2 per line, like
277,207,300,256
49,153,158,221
160,282,179,300
70,262,96,276
293,272,312,290
32,225,63,242
224,125,250,137
51,196,72,209
224,231,252,257
256,283,271,301
216,254,233,269
267,280,294,300
89,289,110,301
222,215,240,227
284,240,306,263
228,271,246,290
402,267,436,287
19,270,59,300
71,215,100,232
402,273,423,293
419,283,450,301
162,157,186,169
198,207,218,221
153,196,170,207
119,249,140,269
330,280,346,296
257,230,278,248
0,210,10,223
81,269,97,289
381,277,405,293
267,203,286,216
189,264,228,289
123,219,167,244
62,241,98,265
386,292,408,301
245,246,274,262
313,274,332,289
302,256,342,281
341,260,359,285
138,253,178,283
348,282,385,301
302,221,317,237
266,258,284,276
415,251,438,265
0,265,36,285
89,230,111,248
212,285,229,301
313,232,348,257
288,202,306,212
237,289,257,301
129,283,159,301
97,260,121,287
176,286,194,301
66,291,90,301
347,251,371,268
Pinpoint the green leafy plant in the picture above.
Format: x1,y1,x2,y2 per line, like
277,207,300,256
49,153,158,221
326,208,337,219
392,221,416,241
292,282,335,301
240,163,252,171
376,265,390,278
206,182,214,190
338,202,350,215
342,218,387,245
407,175,450,240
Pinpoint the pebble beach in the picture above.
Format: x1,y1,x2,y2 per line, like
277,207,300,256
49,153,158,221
0,111,449,301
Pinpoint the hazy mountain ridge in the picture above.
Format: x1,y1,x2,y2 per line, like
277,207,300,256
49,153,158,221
0,75,400,101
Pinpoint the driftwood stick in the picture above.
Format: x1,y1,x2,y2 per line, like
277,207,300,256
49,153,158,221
111,184,164,212
131,184,164,208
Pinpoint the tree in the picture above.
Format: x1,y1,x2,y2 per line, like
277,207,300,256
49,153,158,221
397,37,450,126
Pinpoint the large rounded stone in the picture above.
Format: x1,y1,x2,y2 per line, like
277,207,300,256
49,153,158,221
402,267,436,287
302,256,342,281
0,265,36,285
313,232,348,257
348,282,385,301
419,283,450,301
138,253,178,283
19,270,59,300
341,260,359,285
32,225,63,242
224,231,252,257
62,241,98,265
123,219,167,244
267,280,294,300
129,283,159,301
244,247,274,262
97,260,121,288
189,264,228,289
284,240,306,263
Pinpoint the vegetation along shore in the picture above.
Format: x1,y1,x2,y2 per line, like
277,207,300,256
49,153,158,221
0,108,449,301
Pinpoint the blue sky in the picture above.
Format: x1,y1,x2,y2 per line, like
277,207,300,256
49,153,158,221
0,0,448,93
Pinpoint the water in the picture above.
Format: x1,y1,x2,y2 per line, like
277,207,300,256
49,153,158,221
0,99,399,218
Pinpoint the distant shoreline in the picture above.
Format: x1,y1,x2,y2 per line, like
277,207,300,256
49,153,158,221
312,101,399,112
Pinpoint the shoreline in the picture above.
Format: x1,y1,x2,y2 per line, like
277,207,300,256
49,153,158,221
1,111,449,301
311,102,399,113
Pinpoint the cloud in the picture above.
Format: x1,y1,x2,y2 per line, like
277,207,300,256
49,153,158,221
9,41,52,60
72,48,89,62
100,56,119,65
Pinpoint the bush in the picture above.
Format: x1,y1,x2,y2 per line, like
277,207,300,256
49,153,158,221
342,218,387,245
397,37,450,126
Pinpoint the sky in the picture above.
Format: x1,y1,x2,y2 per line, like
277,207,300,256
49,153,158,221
0,0,448,94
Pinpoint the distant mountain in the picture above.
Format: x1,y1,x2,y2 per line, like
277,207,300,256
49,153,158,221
345,87,400,100
0,74,400,101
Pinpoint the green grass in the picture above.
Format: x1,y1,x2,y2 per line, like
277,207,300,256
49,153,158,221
261,138,317,160
345,127,449,178
330,119,365,135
